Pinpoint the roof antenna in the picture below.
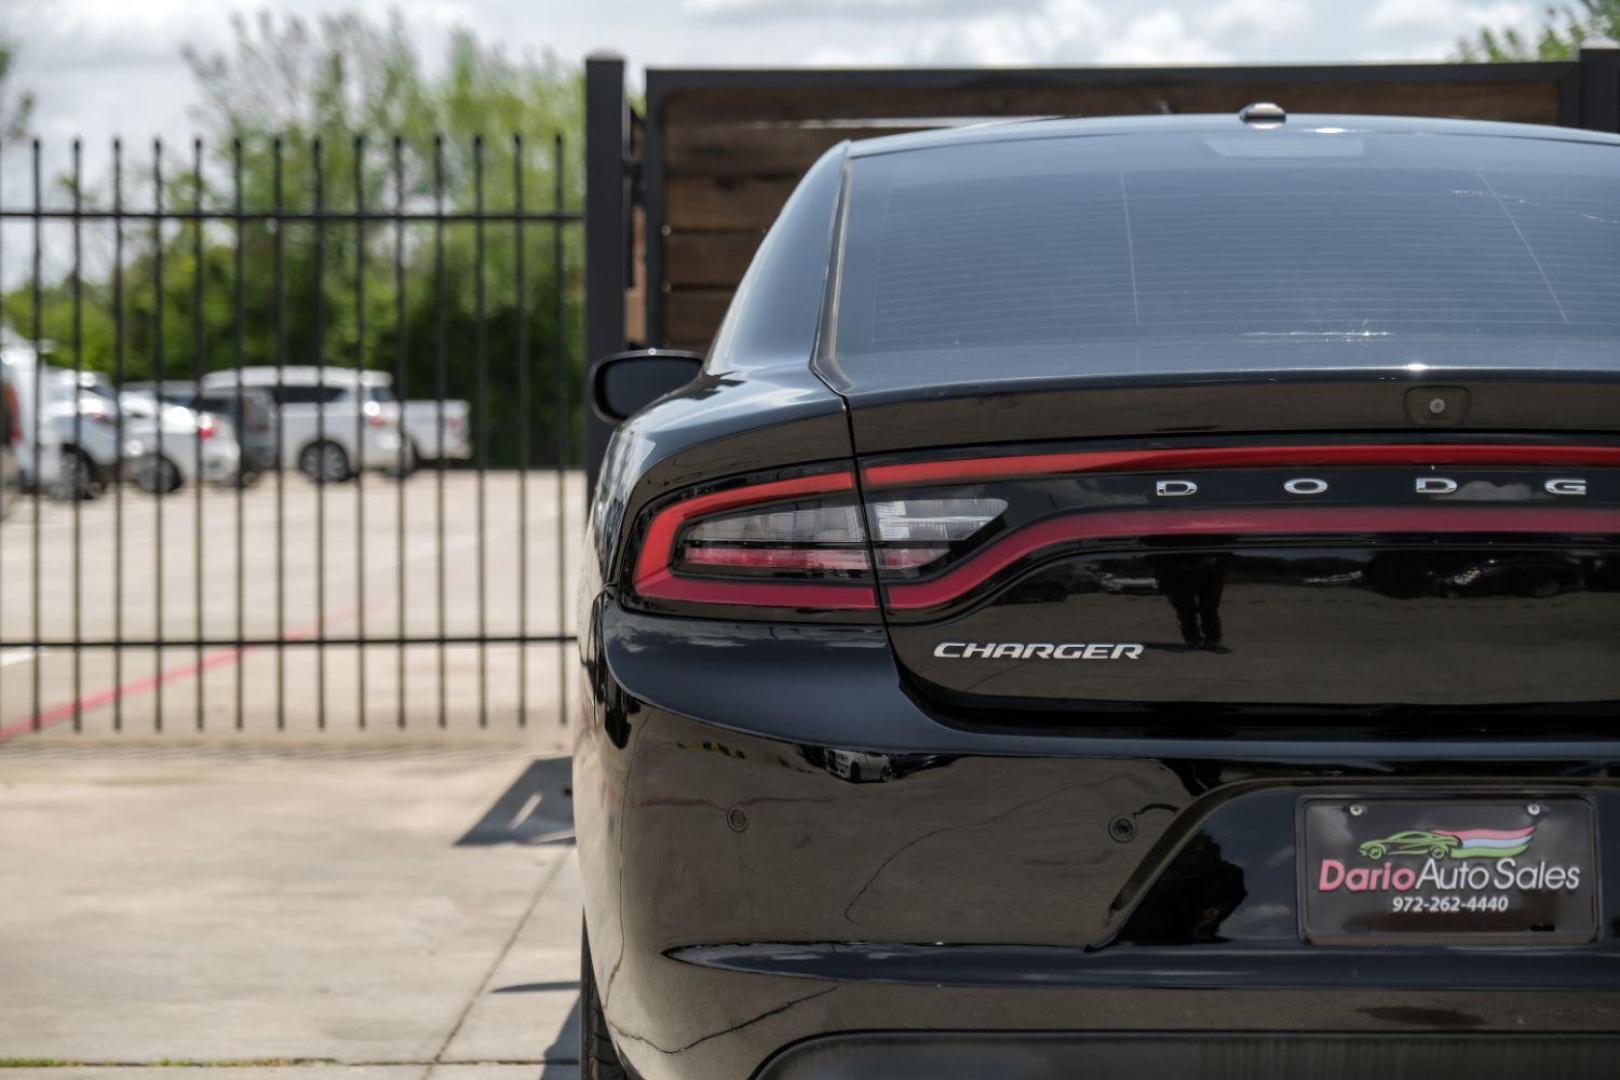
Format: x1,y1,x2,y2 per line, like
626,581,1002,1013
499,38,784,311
1239,102,1287,127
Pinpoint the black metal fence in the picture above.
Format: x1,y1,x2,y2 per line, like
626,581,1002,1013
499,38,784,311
0,133,582,739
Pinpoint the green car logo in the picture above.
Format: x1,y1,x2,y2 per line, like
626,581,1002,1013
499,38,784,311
1359,826,1535,861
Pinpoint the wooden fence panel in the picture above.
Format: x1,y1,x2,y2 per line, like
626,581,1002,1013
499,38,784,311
650,67,1573,349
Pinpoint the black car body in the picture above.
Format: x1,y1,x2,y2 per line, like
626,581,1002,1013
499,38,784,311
575,113,1620,1079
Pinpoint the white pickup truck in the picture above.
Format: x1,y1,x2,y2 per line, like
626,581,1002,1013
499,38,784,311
200,367,413,482
400,399,471,465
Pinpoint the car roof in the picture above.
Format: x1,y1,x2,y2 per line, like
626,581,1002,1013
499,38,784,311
202,366,392,387
123,379,196,393
196,384,274,399
845,112,1620,159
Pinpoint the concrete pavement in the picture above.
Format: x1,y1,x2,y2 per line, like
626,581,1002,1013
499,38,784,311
0,470,585,738
0,744,582,1080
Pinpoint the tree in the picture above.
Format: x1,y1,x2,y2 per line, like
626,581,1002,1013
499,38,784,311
1457,1,1620,61
3,9,585,469
0,32,35,138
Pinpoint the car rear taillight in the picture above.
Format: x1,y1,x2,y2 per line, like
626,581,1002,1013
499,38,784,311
858,441,1620,615
630,471,1012,613
197,415,216,440
870,497,1007,572
367,413,388,428
632,471,877,610
80,403,115,428
678,502,870,573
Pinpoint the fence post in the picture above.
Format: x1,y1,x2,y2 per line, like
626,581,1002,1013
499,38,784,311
1578,37,1620,133
584,52,632,497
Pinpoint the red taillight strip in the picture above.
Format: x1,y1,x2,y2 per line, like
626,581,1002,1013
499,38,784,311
863,444,1620,490
682,545,871,572
886,506,1620,611
635,567,875,609
632,470,860,598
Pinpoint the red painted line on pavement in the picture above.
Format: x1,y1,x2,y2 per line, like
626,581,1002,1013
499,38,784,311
0,609,359,742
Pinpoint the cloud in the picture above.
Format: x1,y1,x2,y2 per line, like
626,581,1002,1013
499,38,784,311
680,0,1237,66
1199,0,1309,38
682,0,1049,21
1095,10,1231,64
1365,0,1531,35
687,0,917,16
953,0,1112,64
1363,0,1535,58
806,2,1227,66
803,0,1110,66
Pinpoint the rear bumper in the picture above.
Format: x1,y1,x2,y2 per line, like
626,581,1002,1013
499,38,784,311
242,442,279,474
757,1032,1620,1080
363,430,403,465
200,445,239,482
412,440,472,461
575,603,1620,1080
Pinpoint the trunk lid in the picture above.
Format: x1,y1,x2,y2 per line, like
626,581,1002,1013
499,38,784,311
820,123,1620,713
846,372,1620,713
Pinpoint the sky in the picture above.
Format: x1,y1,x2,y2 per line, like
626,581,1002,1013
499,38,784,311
5,0,1550,155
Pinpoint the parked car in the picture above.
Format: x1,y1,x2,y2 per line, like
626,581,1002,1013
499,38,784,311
116,391,241,494
46,373,123,498
0,350,114,499
576,111,1620,1078
0,341,67,495
199,367,412,482
401,397,471,465
0,353,237,500
124,379,278,484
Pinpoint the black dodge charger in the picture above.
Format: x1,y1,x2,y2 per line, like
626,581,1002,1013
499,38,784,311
575,109,1620,1079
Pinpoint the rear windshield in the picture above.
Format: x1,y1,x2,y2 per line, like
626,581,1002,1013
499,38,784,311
830,129,1620,379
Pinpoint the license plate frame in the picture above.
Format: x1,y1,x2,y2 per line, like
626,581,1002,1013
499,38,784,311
1298,795,1600,946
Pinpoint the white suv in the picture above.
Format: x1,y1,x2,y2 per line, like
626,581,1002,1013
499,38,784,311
200,367,412,483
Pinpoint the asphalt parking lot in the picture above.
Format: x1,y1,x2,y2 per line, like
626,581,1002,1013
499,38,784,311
0,744,580,1080
0,470,585,740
